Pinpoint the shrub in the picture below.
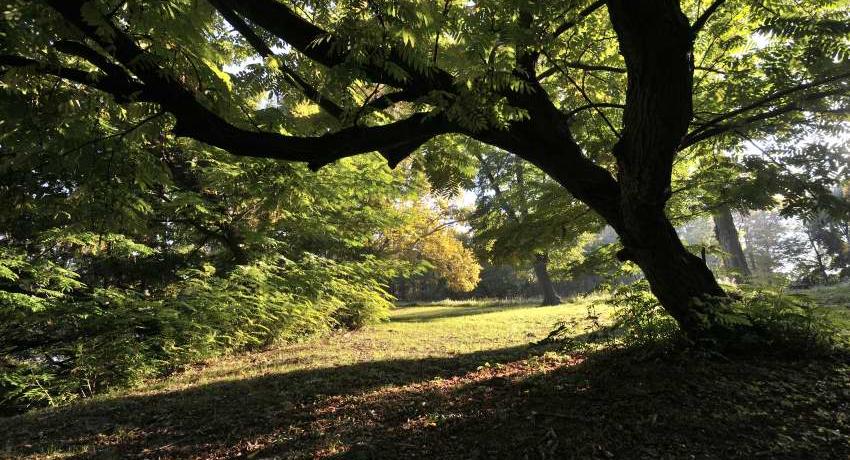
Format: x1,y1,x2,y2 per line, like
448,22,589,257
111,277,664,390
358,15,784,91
0,253,392,414
549,280,841,356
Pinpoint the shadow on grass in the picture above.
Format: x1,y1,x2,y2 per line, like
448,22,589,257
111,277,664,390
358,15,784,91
3,343,849,460
392,302,552,323
0,344,549,459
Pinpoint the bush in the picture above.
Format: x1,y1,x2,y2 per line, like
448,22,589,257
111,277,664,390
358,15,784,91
0,253,392,414
549,280,841,356
734,286,840,353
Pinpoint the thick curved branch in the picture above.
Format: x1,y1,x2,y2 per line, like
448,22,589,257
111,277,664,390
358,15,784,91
208,0,345,119
217,0,455,94
40,0,451,169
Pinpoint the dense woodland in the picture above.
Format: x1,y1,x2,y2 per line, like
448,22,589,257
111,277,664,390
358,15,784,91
1,0,849,457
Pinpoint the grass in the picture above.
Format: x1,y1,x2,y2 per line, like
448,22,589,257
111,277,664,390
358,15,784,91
801,282,850,309
794,282,850,338
1,290,849,459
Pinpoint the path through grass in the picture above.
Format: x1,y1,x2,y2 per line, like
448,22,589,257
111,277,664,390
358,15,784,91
2,294,849,459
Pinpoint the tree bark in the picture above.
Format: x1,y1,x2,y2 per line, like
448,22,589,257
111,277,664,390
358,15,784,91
712,205,751,281
615,208,729,340
604,0,733,341
533,253,561,306
807,231,831,284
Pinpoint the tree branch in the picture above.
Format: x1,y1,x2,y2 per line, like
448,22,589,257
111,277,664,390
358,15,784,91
217,0,455,93
689,71,850,133
553,0,606,39
538,61,626,80
208,0,345,119
681,72,850,148
540,50,620,138
681,87,849,149
0,54,149,103
691,0,726,38
42,0,452,170
52,40,128,78
564,102,626,118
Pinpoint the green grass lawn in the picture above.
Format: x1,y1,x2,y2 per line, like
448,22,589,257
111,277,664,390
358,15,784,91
1,291,849,459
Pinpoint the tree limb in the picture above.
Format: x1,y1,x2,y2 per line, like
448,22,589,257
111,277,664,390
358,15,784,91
553,0,606,38
217,0,456,93
681,72,850,147
691,0,726,38
538,61,626,80
208,0,345,119
0,54,150,103
42,0,452,170
564,102,626,118
688,70,850,134
681,87,850,149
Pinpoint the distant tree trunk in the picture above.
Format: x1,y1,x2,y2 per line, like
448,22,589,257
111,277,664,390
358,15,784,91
533,253,561,306
807,232,830,284
712,205,751,281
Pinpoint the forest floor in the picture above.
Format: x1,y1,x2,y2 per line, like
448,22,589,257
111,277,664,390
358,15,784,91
2,291,850,459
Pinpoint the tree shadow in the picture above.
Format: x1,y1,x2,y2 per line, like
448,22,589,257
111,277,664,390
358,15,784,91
0,344,552,459
3,344,848,459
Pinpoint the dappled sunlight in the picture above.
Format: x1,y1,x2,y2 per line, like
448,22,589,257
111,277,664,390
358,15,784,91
0,345,561,459
3,1,849,458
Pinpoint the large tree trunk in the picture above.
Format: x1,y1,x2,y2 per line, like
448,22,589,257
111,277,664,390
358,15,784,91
607,0,732,341
616,209,729,340
479,0,736,341
712,205,751,281
533,253,561,306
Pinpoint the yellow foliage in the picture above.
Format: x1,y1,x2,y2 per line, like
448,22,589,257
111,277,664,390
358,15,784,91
419,227,481,292
379,199,480,293
291,99,321,118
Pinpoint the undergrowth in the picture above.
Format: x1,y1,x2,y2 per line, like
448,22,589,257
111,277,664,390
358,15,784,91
546,280,844,358
0,255,392,415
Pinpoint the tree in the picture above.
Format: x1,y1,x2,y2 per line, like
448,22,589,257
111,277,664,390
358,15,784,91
0,57,469,408
470,145,599,305
379,197,481,294
712,205,752,280
3,0,849,340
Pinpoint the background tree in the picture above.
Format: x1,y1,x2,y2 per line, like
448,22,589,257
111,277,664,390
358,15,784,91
470,144,599,305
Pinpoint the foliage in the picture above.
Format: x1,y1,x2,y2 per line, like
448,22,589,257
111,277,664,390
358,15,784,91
1,0,849,417
737,285,841,353
550,281,842,355
0,59,479,413
2,0,849,340
0,253,393,413
469,145,600,268
379,197,481,293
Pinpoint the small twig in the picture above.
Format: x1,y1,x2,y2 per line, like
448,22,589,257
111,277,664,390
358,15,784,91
541,50,620,138
691,0,727,38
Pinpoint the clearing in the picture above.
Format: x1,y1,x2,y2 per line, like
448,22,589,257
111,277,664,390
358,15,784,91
2,295,850,459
